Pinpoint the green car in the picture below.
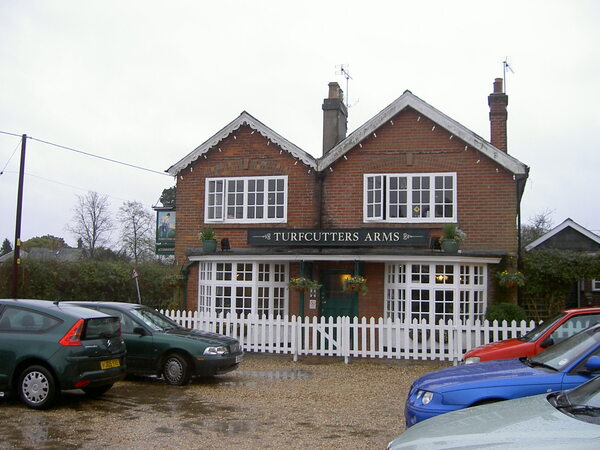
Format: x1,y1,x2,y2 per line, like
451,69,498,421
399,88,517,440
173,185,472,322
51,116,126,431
0,299,126,409
68,302,243,385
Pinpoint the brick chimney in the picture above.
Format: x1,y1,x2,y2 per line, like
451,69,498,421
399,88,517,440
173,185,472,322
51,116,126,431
322,82,348,154
488,78,508,152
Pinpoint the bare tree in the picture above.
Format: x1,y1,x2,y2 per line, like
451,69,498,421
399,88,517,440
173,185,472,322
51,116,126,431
67,191,114,258
521,209,554,248
117,200,154,264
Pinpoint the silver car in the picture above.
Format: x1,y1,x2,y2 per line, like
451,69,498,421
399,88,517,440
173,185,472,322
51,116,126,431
389,375,600,449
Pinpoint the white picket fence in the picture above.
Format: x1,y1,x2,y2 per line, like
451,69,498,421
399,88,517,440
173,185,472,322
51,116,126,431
162,310,538,364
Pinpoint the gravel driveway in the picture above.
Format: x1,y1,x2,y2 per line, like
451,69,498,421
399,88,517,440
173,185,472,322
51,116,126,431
0,353,450,449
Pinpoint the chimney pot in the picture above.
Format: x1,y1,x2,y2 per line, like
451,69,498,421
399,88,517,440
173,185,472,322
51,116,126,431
328,82,343,100
493,78,503,93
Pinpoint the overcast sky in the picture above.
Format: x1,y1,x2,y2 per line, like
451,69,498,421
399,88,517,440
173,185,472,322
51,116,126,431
1,0,599,249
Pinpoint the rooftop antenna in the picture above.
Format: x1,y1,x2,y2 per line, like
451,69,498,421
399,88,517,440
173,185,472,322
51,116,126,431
502,57,515,93
335,64,352,107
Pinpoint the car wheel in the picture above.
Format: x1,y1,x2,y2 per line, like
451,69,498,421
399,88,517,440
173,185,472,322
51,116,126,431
19,365,57,410
82,384,113,397
162,353,191,386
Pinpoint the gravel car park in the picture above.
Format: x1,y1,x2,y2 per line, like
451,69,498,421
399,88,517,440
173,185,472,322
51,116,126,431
0,353,449,448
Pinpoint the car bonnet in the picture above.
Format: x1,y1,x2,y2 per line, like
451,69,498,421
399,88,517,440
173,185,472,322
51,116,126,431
411,358,544,393
163,327,239,346
390,393,600,449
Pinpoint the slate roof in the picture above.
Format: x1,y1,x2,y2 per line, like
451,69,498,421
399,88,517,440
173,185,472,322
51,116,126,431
525,218,600,252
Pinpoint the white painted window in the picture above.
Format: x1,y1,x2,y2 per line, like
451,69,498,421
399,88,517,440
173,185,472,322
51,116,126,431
205,175,287,223
198,262,289,318
385,262,486,322
364,173,456,223
593,280,600,292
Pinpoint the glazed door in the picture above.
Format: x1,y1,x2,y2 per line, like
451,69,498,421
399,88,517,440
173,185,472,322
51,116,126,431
320,270,358,318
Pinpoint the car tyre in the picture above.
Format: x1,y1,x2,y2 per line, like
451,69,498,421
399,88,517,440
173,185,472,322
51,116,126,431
82,384,113,397
19,365,57,410
162,353,191,386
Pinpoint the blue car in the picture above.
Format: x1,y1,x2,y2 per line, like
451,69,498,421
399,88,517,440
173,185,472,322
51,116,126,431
405,324,600,428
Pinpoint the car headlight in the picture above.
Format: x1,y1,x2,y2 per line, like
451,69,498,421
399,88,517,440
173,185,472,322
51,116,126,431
463,356,480,365
416,390,434,405
204,346,229,356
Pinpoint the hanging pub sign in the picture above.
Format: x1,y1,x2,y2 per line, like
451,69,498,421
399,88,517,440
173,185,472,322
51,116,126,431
247,228,430,247
154,207,176,255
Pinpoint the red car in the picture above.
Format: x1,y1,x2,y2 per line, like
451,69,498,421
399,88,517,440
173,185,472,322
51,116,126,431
463,307,600,364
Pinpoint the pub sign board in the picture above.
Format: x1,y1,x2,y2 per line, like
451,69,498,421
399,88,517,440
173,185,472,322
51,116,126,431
248,228,430,247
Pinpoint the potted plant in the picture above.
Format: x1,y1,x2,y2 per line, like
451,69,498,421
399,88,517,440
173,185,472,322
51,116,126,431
496,270,526,288
288,277,322,292
439,224,466,253
199,226,217,253
343,275,368,296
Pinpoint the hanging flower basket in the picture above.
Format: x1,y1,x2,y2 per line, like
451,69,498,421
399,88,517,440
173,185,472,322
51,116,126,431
496,270,525,288
288,277,322,292
343,276,368,296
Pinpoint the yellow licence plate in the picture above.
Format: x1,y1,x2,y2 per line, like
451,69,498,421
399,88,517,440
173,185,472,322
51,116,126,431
100,359,121,370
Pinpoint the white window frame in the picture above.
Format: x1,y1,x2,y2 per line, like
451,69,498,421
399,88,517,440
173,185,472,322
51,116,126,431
198,261,289,318
593,279,600,292
205,175,288,224
384,262,487,323
364,173,457,223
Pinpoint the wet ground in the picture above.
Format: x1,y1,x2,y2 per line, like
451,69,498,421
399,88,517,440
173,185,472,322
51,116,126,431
0,353,449,449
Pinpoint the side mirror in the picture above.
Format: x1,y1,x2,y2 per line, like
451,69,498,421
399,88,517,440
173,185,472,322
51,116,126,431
133,327,148,336
585,355,600,373
540,337,554,348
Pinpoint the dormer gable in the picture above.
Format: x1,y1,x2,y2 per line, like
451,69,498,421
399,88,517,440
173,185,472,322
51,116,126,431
317,90,528,178
167,111,317,176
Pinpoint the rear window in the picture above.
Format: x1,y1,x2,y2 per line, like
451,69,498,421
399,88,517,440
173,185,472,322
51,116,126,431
83,317,121,340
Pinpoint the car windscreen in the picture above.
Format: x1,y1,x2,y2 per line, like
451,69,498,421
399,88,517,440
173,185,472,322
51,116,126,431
129,307,179,331
519,312,565,342
552,375,600,424
531,326,600,370
83,317,121,340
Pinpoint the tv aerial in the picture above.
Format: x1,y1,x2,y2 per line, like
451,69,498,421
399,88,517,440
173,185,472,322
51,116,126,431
335,64,353,107
502,58,515,93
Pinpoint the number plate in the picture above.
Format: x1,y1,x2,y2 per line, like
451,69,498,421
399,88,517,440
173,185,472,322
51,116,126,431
100,358,121,370
235,355,243,364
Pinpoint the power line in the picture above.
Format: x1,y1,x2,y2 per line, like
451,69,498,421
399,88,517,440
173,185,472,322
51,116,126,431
0,130,171,177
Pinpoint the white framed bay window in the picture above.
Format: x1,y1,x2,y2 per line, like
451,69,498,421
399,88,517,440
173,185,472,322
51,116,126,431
385,262,486,323
198,262,289,318
205,175,287,223
364,173,456,223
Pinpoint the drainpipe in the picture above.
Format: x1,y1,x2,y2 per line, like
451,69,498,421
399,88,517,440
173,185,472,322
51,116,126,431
180,261,197,310
515,169,529,306
299,261,305,317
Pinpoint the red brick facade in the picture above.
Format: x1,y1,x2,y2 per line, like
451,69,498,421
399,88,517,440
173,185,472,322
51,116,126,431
166,80,529,321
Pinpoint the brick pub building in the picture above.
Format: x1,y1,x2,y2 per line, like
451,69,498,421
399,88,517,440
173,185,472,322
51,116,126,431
165,79,529,323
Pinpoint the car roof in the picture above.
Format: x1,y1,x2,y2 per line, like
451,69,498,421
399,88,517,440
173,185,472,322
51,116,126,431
563,306,600,314
66,301,145,310
0,298,116,319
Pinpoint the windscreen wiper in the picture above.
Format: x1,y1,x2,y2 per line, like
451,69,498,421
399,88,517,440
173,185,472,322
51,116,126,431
522,357,558,371
557,404,600,416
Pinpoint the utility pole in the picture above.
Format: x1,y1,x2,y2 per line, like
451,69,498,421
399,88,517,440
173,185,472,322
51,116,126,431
12,134,26,299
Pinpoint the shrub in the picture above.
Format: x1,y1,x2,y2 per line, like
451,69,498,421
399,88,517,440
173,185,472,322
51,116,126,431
486,303,527,323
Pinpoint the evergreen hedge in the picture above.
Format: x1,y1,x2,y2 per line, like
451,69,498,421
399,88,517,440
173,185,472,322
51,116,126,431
0,259,180,310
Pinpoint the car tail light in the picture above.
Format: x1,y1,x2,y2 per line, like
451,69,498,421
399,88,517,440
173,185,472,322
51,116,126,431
59,319,84,346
